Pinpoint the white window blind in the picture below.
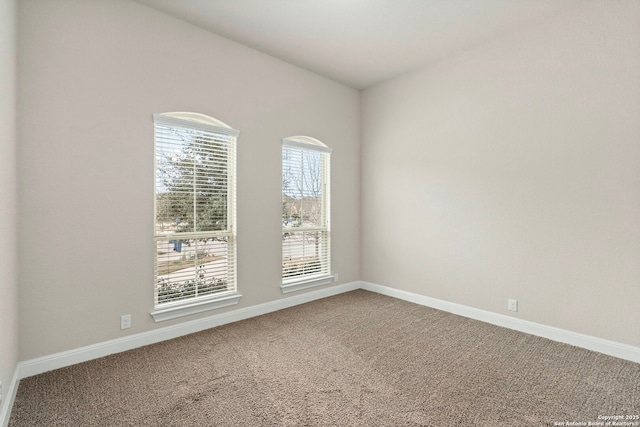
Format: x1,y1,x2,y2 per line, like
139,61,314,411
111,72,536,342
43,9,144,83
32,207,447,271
154,113,238,308
282,137,331,284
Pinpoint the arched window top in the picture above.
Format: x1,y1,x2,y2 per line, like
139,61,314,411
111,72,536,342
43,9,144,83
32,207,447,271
286,135,326,147
154,112,239,137
160,112,232,129
283,135,332,153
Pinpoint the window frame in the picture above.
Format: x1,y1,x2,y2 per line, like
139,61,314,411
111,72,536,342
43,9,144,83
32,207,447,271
281,136,334,293
151,112,241,322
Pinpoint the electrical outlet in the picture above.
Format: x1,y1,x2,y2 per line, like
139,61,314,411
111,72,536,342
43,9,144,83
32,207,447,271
120,314,132,330
508,299,518,312
333,273,339,283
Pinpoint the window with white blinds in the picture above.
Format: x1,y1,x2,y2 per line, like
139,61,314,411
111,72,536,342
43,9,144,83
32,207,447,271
153,112,239,316
282,137,332,291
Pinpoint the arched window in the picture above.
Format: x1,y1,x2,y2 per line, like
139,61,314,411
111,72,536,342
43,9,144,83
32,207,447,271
281,136,333,293
152,112,240,321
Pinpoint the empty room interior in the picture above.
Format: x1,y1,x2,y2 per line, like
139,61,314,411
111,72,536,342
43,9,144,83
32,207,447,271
1,0,639,425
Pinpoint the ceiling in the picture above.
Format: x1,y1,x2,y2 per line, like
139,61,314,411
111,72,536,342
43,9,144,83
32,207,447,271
134,0,580,90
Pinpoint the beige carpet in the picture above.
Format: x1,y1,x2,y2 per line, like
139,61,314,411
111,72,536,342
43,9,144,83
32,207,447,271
9,290,640,426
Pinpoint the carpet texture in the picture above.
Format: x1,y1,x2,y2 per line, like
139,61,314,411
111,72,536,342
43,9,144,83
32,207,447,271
9,290,640,426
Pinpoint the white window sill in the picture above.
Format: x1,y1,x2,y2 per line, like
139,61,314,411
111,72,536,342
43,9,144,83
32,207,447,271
281,274,335,294
151,292,242,322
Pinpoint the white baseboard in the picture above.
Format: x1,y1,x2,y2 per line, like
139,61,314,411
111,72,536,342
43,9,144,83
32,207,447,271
16,279,640,380
360,281,640,364
5,279,637,425
0,368,20,427
18,281,360,379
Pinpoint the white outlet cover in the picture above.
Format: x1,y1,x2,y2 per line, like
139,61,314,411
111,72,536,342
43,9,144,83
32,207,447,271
508,299,518,312
120,314,132,329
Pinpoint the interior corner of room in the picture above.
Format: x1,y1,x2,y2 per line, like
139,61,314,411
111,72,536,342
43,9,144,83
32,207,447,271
1,0,639,425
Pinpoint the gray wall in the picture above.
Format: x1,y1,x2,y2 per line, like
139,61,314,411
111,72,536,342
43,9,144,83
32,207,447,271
361,0,640,347
14,0,640,364
0,0,18,413
17,0,360,360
